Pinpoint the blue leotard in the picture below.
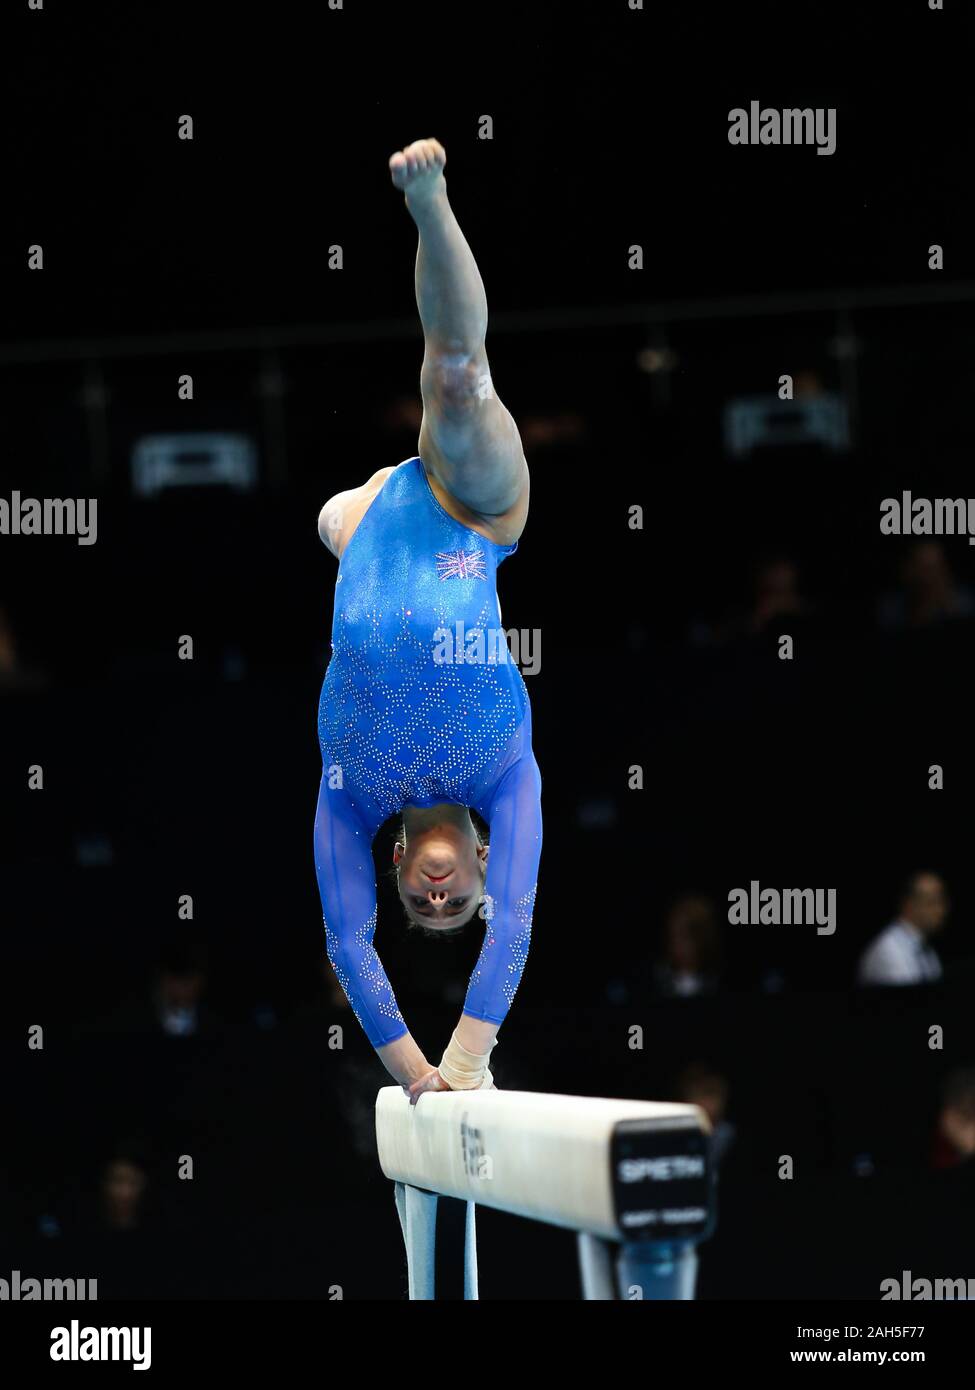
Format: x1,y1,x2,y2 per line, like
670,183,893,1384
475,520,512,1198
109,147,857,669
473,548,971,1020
313,455,542,1048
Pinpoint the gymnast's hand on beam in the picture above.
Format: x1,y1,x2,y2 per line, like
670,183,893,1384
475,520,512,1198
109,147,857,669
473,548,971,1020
406,1067,449,1105
405,1066,496,1104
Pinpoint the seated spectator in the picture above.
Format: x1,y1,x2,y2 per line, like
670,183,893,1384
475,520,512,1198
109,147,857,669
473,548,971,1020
652,894,723,997
856,871,947,986
0,601,46,691
100,1154,149,1232
676,1062,736,1172
0,603,18,679
878,540,975,630
746,556,812,636
930,1067,975,1169
689,555,814,646
153,938,211,1037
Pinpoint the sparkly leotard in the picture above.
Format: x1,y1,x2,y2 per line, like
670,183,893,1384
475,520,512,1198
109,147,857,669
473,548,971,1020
313,455,542,1048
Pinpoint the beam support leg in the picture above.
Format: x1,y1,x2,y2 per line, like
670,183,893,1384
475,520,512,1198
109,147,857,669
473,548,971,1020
616,1240,699,1300
577,1232,618,1300
393,1181,439,1300
463,1201,479,1300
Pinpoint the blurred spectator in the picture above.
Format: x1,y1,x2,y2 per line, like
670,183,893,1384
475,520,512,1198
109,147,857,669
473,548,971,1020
380,391,587,452
0,603,18,676
690,555,813,645
93,935,221,1047
380,392,423,437
520,411,586,449
100,1154,148,1231
878,540,975,630
0,601,46,691
793,367,827,397
856,871,947,986
152,936,212,1037
652,894,723,997
62,1146,179,1298
676,1062,736,1171
746,556,812,636
930,1068,975,1170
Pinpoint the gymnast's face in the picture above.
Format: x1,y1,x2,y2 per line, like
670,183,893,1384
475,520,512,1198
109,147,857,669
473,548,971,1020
393,822,488,930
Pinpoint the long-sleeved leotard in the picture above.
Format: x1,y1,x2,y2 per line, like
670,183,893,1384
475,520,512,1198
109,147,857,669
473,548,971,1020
313,455,542,1047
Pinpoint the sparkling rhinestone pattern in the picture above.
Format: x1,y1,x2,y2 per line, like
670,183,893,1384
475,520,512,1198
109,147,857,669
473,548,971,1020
465,881,538,1014
313,458,543,1047
323,907,404,1034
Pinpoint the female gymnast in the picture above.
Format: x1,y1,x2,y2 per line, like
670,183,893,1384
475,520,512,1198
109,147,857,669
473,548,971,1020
313,138,542,1104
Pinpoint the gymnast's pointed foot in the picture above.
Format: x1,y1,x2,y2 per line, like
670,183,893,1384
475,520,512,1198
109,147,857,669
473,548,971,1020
388,137,447,209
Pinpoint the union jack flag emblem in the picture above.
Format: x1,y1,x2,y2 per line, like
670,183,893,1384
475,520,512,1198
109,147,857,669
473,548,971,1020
435,548,487,581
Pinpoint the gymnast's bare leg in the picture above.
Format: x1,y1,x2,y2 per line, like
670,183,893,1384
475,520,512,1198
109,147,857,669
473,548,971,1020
378,139,530,1100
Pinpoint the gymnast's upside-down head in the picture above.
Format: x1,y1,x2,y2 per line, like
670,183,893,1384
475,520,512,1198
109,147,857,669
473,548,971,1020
392,803,488,936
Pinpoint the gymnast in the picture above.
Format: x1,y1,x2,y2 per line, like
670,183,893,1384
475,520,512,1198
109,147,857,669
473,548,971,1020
313,138,542,1104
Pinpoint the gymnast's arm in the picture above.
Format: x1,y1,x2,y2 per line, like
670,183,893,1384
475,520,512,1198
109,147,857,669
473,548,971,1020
414,744,543,1096
313,770,433,1090
468,746,542,1010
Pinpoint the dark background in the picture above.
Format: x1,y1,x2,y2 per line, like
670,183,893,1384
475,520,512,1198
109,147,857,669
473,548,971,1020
2,0,974,1299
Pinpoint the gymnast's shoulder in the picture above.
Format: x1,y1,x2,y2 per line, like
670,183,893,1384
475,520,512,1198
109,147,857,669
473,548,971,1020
317,464,399,559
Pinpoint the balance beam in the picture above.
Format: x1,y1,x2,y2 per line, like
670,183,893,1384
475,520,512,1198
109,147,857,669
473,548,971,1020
376,1087,714,1300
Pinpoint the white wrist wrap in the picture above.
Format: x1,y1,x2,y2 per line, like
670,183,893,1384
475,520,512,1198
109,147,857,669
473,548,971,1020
438,1029,497,1091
